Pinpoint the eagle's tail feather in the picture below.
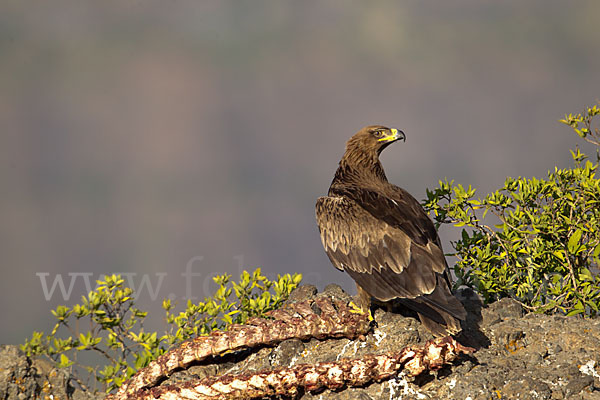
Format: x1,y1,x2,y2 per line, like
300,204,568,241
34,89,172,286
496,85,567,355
417,311,462,337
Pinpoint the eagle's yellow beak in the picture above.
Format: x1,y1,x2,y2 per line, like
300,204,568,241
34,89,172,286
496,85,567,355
377,128,406,142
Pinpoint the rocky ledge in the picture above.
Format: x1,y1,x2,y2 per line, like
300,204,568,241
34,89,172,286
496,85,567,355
2,284,600,399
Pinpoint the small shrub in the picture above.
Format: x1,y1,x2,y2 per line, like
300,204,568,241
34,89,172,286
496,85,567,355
22,268,301,392
423,104,600,316
162,268,302,341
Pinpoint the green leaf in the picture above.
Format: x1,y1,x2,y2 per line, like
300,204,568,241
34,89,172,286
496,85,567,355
566,300,585,317
567,229,583,253
579,268,593,281
58,353,74,368
593,243,600,260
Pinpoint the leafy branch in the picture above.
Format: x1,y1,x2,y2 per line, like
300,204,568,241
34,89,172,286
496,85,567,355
423,104,600,317
22,269,302,393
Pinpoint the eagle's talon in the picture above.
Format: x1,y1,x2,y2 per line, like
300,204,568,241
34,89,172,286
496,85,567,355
348,301,374,321
348,301,364,314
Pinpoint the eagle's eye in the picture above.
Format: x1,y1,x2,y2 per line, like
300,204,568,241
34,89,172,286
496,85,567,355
372,130,386,139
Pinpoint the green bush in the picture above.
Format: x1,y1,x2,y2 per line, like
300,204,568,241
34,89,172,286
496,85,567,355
423,104,600,317
22,268,301,392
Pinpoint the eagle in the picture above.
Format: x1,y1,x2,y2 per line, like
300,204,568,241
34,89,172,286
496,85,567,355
315,125,466,336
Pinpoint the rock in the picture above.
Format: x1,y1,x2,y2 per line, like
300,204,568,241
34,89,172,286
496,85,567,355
565,374,594,398
286,284,318,303
0,345,98,400
269,339,305,367
154,287,600,399
482,297,524,326
0,345,37,400
4,286,600,399
502,378,552,399
303,387,375,400
32,357,72,400
318,283,352,303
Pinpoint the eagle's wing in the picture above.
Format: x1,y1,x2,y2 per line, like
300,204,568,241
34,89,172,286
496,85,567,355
315,191,466,321
334,186,440,248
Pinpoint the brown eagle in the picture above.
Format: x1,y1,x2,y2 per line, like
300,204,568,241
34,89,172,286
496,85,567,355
315,125,466,336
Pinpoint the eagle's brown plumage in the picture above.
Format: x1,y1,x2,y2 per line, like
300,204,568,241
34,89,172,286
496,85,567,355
315,125,467,336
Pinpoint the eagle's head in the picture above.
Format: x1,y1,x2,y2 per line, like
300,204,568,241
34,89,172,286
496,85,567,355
344,125,406,159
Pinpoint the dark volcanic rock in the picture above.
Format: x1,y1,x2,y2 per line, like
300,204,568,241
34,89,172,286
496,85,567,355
3,285,600,399
155,285,600,399
318,283,352,303
0,345,37,399
0,344,96,400
269,339,305,367
285,284,318,304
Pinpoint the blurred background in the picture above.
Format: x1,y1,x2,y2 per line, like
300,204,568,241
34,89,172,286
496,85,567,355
1,1,599,345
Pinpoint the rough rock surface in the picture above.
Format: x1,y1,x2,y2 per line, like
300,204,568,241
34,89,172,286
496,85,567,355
2,284,600,399
0,344,95,400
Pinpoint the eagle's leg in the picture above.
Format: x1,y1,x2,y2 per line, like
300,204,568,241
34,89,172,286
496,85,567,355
349,284,374,322
356,284,372,312
356,284,395,314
